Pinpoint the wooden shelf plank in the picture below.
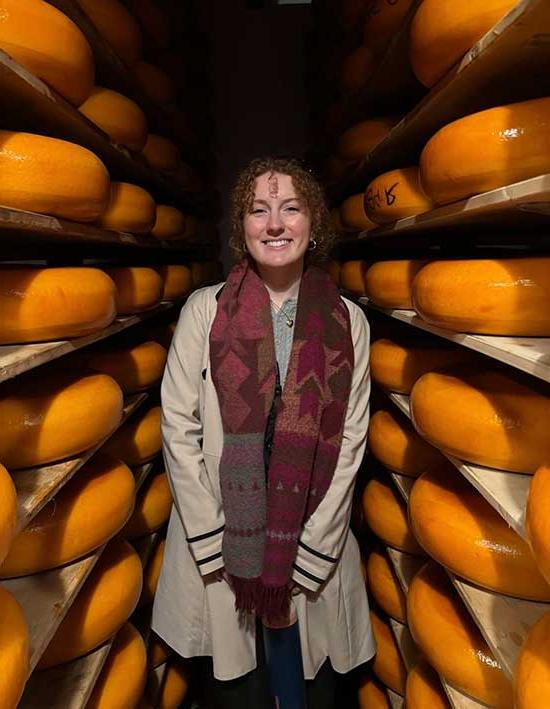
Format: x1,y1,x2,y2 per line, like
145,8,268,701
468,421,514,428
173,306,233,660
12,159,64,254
389,618,420,672
20,639,113,709
390,473,415,502
387,688,405,708
386,547,425,594
133,532,161,568
134,460,157,494
441,679,490,709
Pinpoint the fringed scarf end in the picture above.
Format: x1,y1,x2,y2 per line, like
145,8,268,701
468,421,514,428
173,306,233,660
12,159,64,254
231,576,291,624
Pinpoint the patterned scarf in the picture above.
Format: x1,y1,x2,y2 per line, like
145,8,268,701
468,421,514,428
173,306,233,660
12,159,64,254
209,258,353,621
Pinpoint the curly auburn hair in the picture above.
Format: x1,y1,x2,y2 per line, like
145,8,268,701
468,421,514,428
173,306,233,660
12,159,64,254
229,157,335,264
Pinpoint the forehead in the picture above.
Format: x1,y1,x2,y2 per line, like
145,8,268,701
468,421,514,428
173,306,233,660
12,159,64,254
253,172,298,200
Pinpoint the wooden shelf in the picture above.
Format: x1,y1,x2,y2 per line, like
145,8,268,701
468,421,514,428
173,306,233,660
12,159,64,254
441,679,490,709
133,532,161,568
390,473,415,502
134,460,157,494
386,547,425,594
389,618,419,672
387,688,404,708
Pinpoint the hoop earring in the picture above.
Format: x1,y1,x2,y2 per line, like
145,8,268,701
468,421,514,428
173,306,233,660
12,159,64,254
308,239,317,251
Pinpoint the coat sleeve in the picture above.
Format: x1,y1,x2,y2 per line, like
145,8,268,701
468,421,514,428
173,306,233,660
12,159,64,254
160,287,225,577
291,301,370,592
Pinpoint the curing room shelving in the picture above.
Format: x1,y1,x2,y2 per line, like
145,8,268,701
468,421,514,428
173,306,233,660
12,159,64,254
389,617,419,672
387,687,404,709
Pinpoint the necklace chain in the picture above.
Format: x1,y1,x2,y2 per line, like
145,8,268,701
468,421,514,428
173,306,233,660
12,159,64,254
270,299,294,328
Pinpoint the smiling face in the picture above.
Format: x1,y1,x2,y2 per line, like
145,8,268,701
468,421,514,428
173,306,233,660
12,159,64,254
243,172,311,274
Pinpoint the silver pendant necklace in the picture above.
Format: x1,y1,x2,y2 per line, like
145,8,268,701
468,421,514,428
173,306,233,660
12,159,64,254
270,299,294,328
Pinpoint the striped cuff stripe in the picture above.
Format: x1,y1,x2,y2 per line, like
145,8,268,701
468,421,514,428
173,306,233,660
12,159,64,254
298,541,338,564
187,525,225,544
196,551,223,566
293,563,325,585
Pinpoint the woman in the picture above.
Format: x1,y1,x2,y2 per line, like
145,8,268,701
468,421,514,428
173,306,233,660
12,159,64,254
152,157,374,707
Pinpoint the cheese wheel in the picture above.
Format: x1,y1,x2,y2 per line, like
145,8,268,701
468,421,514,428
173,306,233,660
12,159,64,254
0,131,110,222
132,61,177,105
151,206,186,239
410,467,550,600
358,676,390,708
124,471,172,539
140,538,165,606
340,260,368,296
142,134,180,174
103,406,161,466
0,371,123,470
365,260,427,309
150,660,189,709
410,0,518,87
104,267,163,314
0,454,135,578
147,633,172,669
368,409,444,477
365,167,433,225
341,45,375,94
38,538,143,669
420,97,550,205
0,465,17,566
370,610,407,695
406,659,450,709
337,118,397,163
367,549,407,622
87,341,167,394
412,258,550,336
514,610,550,709
410,369,550,474
129,0,171,48
98,182,156,234
156,265,193,301
340,194,377,232
526,465,550,585
363,0,414,55
77,0,142,65
362,477,423,554
0,586,29,708
79,87,148,151
0,267,117,345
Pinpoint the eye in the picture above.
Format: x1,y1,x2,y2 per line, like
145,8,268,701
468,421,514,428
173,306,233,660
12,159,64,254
251,208,266,215
285,206,300,213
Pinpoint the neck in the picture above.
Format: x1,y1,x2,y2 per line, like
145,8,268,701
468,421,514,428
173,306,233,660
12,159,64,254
257,261,303,306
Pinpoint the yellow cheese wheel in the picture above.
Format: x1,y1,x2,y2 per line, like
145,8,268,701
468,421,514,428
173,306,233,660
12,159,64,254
327,260,341,287
142,134,180,174
412,258,550,336
0,585,29,708
340,194,377,232
363,0,414,55
0,267,117,345
77,0,142,65
410,467,550,600
370,609,407,695
420,97,550,205
1,454,135,578
526,465,550,585
0,0,94,105
103,405,161,466
151,206,186,239
156,265,193,301
124,471,172,539
38,538,142,669
147,633,172,669
368,409,444,477
408,562,513,707
129,0,171,48
514,610,550,709
104,267,163,314
337,118,397,163
340,260,368,296
0,371,123,470
365,167,433,225
79,87,148,151
0,131,110,222
410,0,518,87
406,659,450,709
132,61,177,105
140,537,165,606
365,260,427,309
98,182,156,234
341,45,375,94
362,477,423,554
87,340,167,394
358,676,390,708
410,369,550,474
87,622,147,709
367,549,407,622
150,660,189,709
0,464,17,566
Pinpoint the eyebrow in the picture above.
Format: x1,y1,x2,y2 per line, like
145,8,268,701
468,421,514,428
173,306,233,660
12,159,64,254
252,198,301,206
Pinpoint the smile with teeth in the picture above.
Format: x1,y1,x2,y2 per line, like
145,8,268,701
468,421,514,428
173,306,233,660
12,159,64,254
263,239,292,247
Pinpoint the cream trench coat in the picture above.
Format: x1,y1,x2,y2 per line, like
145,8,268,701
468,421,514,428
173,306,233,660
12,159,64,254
152,284,375,681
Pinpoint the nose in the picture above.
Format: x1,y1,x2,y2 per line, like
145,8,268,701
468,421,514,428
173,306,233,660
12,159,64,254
266,211,284,237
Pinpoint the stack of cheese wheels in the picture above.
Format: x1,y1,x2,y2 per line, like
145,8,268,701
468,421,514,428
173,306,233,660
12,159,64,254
0,0,94,105
144,659,189,709
409,0,518,87
368,409,444,477
0,371,123,469
147,633,173,669
87,340,167,394
341,45,375,94
358,676,390,709
420,97,550,205
151,206,186,240
124,471,172,539
409,467,550,600
370,337,479,394
77,0,142,65
105,266,163,314
412,258,550,336
514,610,550,708
339,194,377,232
340,260,368,296
337,117,398,164
0,454,135,578
38,538,143,669
362,477,423,554
365,260,426,309
87,622,147,709
526,465,550,584
0,586,29,708
79,87,148,151
406,659,450,709
156,265,193,301
370,609,407,695
0,465,16,565
97,182,156,233
132,60,177,105
408,562,513,707
142,134,180,175
140,537,165,606
129,0,171,49
364,167,433,224
104,405,161,466
410,368,550,473
366,549,407,622
0,131,110,221
0,267,117,344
